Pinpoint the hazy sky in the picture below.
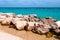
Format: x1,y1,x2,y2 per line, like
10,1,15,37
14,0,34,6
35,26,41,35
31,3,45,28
0,0,60,7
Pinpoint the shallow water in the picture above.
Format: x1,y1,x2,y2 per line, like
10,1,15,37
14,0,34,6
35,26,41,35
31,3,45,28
0,7,60,20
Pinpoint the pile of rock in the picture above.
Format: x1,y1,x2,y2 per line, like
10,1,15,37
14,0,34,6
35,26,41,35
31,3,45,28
0,13,60,38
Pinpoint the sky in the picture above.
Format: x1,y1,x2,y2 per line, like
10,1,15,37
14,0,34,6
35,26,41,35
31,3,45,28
0,0,60,7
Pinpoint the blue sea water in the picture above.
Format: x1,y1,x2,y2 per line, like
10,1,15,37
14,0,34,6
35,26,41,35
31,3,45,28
0,7,60,20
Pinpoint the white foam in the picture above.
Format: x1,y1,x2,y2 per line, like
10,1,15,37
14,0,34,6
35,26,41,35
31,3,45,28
0,13,15,15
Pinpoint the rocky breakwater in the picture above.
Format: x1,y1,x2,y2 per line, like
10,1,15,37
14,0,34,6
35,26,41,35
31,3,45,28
0,13,60,39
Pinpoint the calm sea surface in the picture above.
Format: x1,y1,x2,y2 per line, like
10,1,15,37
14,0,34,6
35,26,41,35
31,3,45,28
0,7,60,20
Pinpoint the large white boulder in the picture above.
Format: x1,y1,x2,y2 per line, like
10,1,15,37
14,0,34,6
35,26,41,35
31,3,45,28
0,13,7,18
26,22,35,31
11,18,27,30
0,15,7,23
55,21,60,28
15,21,27,30
1,18,12,25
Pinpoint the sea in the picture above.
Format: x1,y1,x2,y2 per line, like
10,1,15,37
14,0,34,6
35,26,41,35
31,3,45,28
0,7,60,20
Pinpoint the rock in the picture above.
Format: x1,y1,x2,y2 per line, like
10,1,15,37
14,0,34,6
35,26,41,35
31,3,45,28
11,19,27,30
15,21,27,30
37,27,49,34
54,29,60,33
0,15,7,23
25,22,35,31
32,23,49,34
1,18,12,25
43,24,51,29
55,21,60,28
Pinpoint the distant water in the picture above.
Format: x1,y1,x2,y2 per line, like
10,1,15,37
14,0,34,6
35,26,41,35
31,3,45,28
0,7,60,20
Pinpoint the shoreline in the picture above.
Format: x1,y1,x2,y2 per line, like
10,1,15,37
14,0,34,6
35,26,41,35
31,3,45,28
0,24,58,40
0,13,60,40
